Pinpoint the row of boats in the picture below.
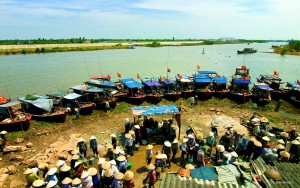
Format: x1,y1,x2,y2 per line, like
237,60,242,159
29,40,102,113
0,66,299,132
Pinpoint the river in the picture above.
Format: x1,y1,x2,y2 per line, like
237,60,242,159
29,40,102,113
0,42,299,99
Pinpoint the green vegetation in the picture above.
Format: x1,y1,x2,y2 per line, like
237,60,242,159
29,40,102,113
113,102,132,114
25,94,38,100
273,40,300,55
145,41,161,47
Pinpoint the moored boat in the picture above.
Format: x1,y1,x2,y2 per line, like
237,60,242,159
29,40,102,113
211,75,229,99
256,74,285,100
193,71,214,100
251,83,273,107
141,78,164,104
120,78,146,105
19,95,68,123
176,75,194,99
285,82,300,108
160,79,181,101
0,101,32,131
228,66,252,103
62,93,95,115
237,48,257,54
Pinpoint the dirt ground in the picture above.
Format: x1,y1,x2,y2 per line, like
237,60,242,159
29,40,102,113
1,99,299,187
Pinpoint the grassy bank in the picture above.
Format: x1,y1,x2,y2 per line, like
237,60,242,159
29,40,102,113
273,40,300,56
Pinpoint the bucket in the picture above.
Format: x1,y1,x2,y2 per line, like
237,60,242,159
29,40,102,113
89,157,95,165
127,162,132,169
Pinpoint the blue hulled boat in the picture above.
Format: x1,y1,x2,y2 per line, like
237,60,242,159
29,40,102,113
120,78,146,105
251,83,273,107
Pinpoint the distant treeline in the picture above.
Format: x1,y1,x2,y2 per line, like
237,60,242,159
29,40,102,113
0,38,279,45
273,40,300,55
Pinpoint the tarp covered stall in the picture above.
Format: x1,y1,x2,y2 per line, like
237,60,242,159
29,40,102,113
190,166,218,180
0,101,20,115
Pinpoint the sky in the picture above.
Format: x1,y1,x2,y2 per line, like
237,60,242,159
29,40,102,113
0,0,300,40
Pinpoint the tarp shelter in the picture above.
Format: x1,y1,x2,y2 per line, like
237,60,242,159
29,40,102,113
63,93,82,100
19,97,53,112
0,101,20,115
190,166,218,180
232,79,251,84
213,76,227,84
47,90,67,98
131,105,182,139
162,79,176,85
120,78,144,88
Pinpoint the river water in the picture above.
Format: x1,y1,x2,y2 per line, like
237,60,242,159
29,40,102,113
0,42,299,99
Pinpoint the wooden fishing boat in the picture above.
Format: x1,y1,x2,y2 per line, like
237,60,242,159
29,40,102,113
212,75,229,99
90,74,111,81
61,93,95,115
228,66,252,103
19,96,67,123
0,101,32,131
120,78,146,105
160,79,181,101
141,78,164,104
175,75,194,99
71,85,117,110
251,83,272,107
237,48,257,54
84,79,128,102
285,82,300,109
193,71,214,100
256,74,286,100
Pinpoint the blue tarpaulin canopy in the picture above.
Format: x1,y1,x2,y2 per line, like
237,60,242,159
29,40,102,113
287,82,300,89
85,80,117,87
257,85,273,90
63,93,82,100
141,78,161,87
0,101,20,115
162,79,176,85
120,78,143,88
71,85,105,93
132,105,179,116
47,90,67,98
233,79,251,84
190,166,218,180
213,76,227,83
197,70,217,74
19,97,53,112
193,74,212,83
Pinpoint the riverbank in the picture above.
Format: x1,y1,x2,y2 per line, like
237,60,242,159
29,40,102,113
0,41,203,55
0,98,299,187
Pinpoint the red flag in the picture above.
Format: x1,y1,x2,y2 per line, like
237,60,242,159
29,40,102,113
159,75,163,81
216,73,220,78
107,74,111,80
197,65,200,70
241,66,247,70
117,72,121,78
0,93,7,104
297,80,300,85
177,73,182,79
274,71,279,76
137,73,140,79
167,68,171,72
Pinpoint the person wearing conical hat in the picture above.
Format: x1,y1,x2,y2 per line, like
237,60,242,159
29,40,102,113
74,162,84,179
230,151,238,164
196,146,206,167
45,167,58,182
145,144,153,165
279,151,290,162
125,118,131,134
162,141,172,168
232,129,243,150
89,135,99,157
113,147,121,161
32,179,46,188
103,169,114,188
24,168,41,187
243,137,255,162
112,172,124,188
56,160,66,173
252,141,263,160
145,164,156,188
171,139,179,163
128,130,136,151
81,171,93,188
219,132,231,151
261,144,272,164
185,135,196,164
46,180,58,188
88,167,99,188
280,132,289,145
59,165,71,184
77,138,87,158
154,153,163,168
236,137,248,157
125,133,134,156
70,154,79,169
123,171,135,188
180,137,188,166
110,160,119,175
215,145,225,165
289,140,300,163
61,177,72,188
196,134,204,147
117,155,127,174
111,133,117,149
206,132,215,149
222,153,231,165
134,124,141,145
289,127,298,140
71,178,82,188
268,149,278,162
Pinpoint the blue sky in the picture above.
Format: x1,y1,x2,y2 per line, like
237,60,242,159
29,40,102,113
0,0,299,40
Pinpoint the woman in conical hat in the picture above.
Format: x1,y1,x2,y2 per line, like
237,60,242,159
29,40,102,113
112,172,124,187
32,179,45,188
71,178,82,187
90,135,99,157
252,141,263,160
88,167,100,187
59,165,71,184
24,168,41,187
111,133,117,149
61,177,72,188
104,169,114,187
279,151,290,162
45,167,58,182
289,140,300,163
123,171,135,187
81,171,93,188
46,180,58,188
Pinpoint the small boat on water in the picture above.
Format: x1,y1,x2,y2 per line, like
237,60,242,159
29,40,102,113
176,75,194,99
0,101,32,131
228,66,252,103
193,71,214,100
84,79,128,102
160,79,181,101
120,78,146,105
141,78,164,104
285,82,300,109
251,83,273,107
18,95,68,123
237,48,257,54
71,85,117,110
256,74,285,100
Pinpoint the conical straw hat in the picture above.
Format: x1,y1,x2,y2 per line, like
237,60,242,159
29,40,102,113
164,141,171,147
185,164,195,170
134,125,140,129
115,172,124,180
292,140,300,145
110,133,116,138
47,167,57,175
60,165,71,172
23,168,33,175
262,136,270,141
81,171,90,179
248,137,256,142
124,171,134,180
56,160,65,167
62,177,72,184
72,155,79,160
261,117,268,123
147,164,155,170
77,138,85,143
98,158,105,165
155,154,163,159
101,161,111,170
88,167,98,176
129,130,135,135
161,154,167,161
280,151,290,158
71,149,79,155
217,145,225,152
125,133,132,139
277,139,285,144
72,178,81,186
104,169,114,177
208,132,214,137
90,135,96,140
106,143,113,149
146,144,153,150
173,139,179,144
0,130,7,134
46,180,57,188
197,134,203,140
254,141,262,147
113,148,121,154
230,151,238,158
32,179,45,187
280,132,289,138
117,155,126,162
275,144,285,150
74,162,81,168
